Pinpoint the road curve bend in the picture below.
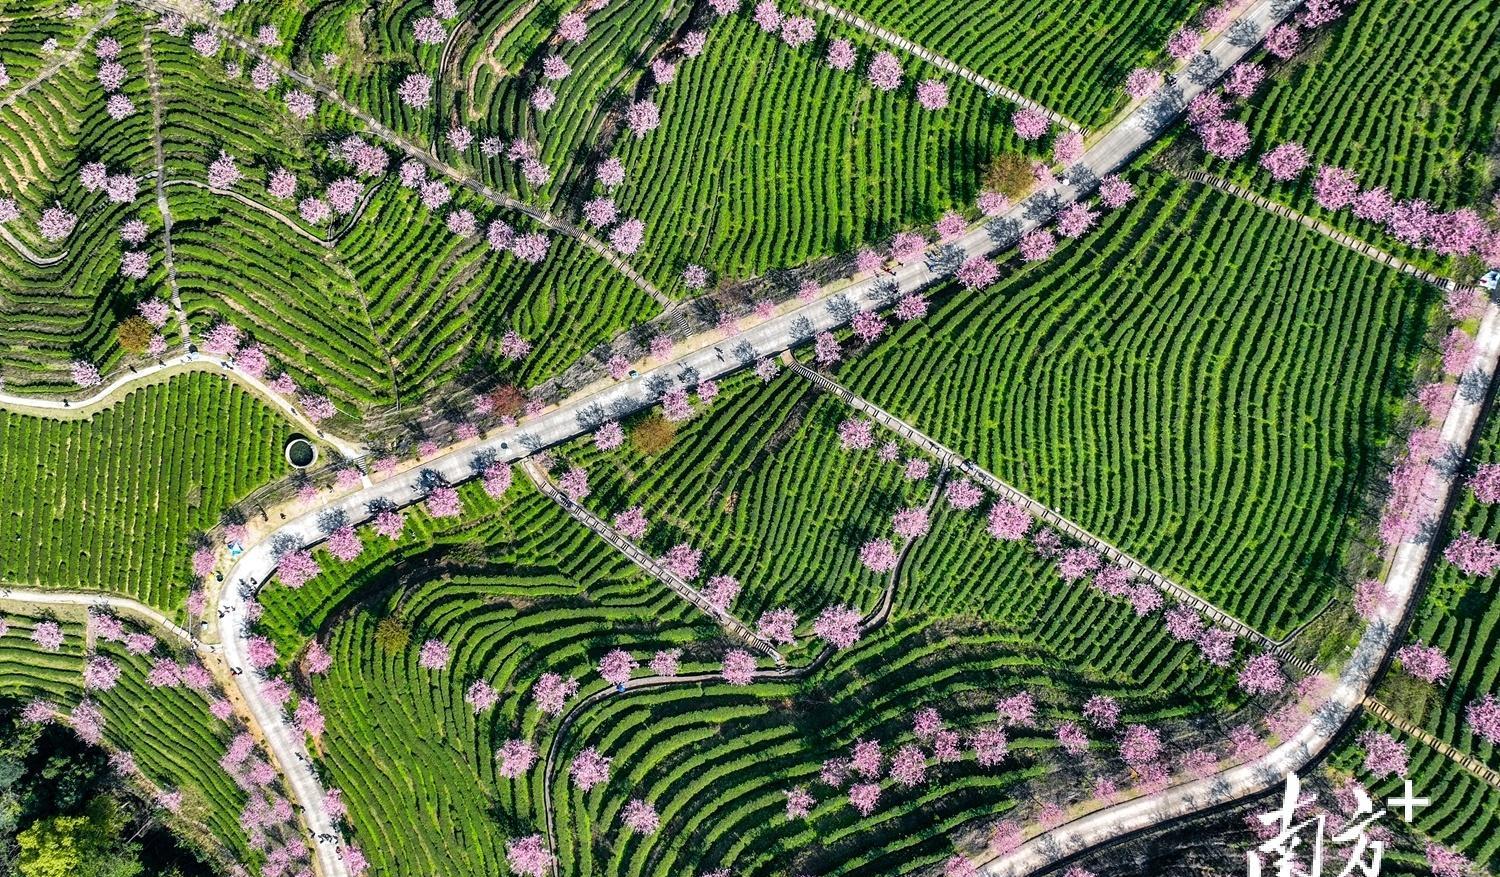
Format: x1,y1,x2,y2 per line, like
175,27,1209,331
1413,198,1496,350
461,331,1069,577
191,0,1304,874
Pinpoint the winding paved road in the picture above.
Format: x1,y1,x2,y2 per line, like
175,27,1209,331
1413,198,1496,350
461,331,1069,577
6,0,1415,873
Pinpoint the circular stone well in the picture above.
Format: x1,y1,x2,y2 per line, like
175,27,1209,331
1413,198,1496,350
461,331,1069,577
285,436,317,469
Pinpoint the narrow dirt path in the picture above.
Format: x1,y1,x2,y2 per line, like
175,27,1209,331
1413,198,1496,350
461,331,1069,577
141,29,193,346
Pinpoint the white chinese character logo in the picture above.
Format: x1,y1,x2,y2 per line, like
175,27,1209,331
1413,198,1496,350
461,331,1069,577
1248,774,1429,877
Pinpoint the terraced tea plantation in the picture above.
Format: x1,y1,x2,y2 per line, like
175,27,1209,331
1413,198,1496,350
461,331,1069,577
559,373,934,622
256,479,724,877
553,498,1248,877
3,0,1498,875
0,373,289,611
0,9,156,390
0,607,270,869
832,172,1439,638
1235,0,1500,212
823,0,1204,127
607,13,1016,288
1399,407,1500,773
1323,716,1500,874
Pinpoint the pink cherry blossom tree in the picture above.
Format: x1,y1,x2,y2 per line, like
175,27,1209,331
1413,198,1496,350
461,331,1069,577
533,673,580,715
1123,67,1162,100
1057,547,1101,582
859,539,899,574
1083,695,1120,729
397,73,433,109
613,507,649,541
622,799,660,834
721,649,756,685
465,679,499,713
1259,142,1310,182
865,52,904,91
598,649,638,686
1163,606,1204,642
1396,643,1452,684
1057,721,1089,756
892,507,930,539
956,256,999,289
704,574,740,609
971,724,1009,767
557,467,590,501
1313,166,1359,211
246,635,278,669
284,90,317,119
1011,108,1049,141
1166,27,1200,60
1052,131,1083,166
837,418,875,450
556,11,587,41
1425,844,1472,877
987,500,1032,540
945,479,983,510
1223,62,1265,100
506,835,553,877
1445,532,1500,576
426,485,463,518
373,508,406,540
83,656,122,690
304,641,333,675
812,605,862,648
780,16,815,48
610,218,645,254
1018,230,1056,262
916,79,948,110
848,782,881,815
757,608,798,644
784,787,814,819
888,743,926,787
419,638,450,670
1466,694,1500,745
207,152,243,189
625,101,660,138
826,38,855,71
1199,119,1251,160
39,206,78,242
1264,23,1301,59
1055,202,1097,238
660,543,703,580
1119,723,1162,770
894,295,929,322
276,548,320,588
498,739,538,777
1237,653,1287,696
649,649,680,678
1196,626,1236,666
1357,730,1407,778
996,691,1037,727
